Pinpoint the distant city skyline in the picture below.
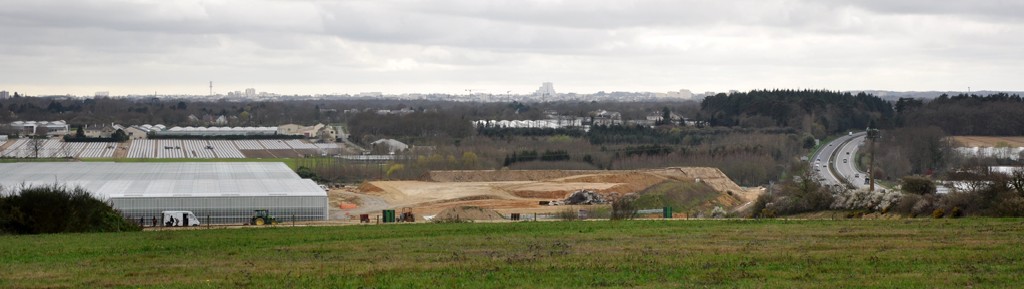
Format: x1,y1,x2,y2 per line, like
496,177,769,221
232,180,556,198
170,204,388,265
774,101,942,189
1,1,1022,96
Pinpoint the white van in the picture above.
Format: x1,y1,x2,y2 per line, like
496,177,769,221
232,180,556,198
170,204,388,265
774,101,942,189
162,211,200,227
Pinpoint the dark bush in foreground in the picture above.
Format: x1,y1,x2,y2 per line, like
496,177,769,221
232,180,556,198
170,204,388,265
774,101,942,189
901,175,936,195
0,185,141,234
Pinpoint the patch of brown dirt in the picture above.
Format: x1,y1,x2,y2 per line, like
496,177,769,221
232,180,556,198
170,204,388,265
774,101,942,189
950,136,1024,147
113,142,130,158
357,182,385,193
241,150,278,158
433,206,505,221
504,182,621,199
557,172,671,194
359,167,762,217
427,170,595,182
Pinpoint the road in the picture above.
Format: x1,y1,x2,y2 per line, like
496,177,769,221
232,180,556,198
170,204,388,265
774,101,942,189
835,134,869,189
812,132,864,187
813,132,889,191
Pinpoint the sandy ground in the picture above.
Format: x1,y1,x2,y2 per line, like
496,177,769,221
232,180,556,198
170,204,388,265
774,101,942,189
0,140,12,151
951,136,1024,147
335,167,762,219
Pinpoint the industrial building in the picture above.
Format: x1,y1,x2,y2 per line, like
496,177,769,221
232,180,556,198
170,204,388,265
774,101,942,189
0,162,328,224
9,120,70,136
157,126,279,137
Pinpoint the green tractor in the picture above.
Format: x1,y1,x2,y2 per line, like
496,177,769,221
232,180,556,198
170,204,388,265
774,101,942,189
250,209,279,225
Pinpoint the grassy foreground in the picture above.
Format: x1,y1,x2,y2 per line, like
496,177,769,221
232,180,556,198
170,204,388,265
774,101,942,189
1,219,1023,288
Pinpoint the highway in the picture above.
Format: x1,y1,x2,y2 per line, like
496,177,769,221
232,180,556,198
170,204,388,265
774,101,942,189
835,134,869,189
811,132,868,188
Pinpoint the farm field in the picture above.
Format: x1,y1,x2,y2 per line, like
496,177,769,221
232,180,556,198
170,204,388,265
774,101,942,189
1,219,1022,288
950,136,1024,147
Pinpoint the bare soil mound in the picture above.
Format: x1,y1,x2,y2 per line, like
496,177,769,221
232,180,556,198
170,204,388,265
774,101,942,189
557,172,670,194
433,206,505,221
357,182,385,193
654,167,746,194
361,167,760,215
428,170,596,182
428,168,741,193
505,182,622,199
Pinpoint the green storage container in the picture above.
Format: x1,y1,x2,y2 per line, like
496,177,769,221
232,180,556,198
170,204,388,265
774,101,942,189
663,207,673,219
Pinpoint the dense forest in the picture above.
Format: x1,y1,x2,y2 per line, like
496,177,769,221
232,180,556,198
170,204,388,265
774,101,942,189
899,93,1024,136
699,89,894,138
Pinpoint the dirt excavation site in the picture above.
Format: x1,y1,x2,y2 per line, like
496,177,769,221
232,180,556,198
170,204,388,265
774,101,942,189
329,167,763,222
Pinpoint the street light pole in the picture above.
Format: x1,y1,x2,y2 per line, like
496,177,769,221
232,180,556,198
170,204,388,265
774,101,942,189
867,128,880,191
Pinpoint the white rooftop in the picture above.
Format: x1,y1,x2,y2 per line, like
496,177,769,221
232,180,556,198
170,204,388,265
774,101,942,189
0,162,325,198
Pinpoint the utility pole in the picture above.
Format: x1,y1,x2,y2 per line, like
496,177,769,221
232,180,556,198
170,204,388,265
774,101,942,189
867,128,880,191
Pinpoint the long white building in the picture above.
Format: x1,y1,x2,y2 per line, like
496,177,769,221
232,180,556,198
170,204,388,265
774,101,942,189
0,162,328,224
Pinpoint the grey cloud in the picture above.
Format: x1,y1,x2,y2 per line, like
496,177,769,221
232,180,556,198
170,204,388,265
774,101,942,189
839,0,1024,20
0,0,1021,95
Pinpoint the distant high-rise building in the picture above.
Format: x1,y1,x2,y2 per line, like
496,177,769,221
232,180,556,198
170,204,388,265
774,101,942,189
95,91,110,98
244,88,256,97
663,89,694,99
0,90,8,99
534,82,556,97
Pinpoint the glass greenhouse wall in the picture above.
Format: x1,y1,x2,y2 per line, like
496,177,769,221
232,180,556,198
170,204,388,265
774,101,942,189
115,196,328,225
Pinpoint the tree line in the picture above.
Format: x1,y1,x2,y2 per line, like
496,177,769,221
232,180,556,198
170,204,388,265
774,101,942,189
899,93,1024,136
699,89,894,137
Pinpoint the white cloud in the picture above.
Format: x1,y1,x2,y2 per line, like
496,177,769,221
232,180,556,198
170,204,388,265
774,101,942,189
0,0,1021,95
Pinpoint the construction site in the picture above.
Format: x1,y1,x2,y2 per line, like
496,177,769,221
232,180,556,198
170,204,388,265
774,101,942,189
332,167,762,222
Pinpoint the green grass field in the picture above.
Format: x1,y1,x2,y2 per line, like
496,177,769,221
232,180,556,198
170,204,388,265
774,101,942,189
1,219,1022,288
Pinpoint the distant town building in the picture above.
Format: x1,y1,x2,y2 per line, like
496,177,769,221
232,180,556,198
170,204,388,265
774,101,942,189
534,82,557,98
95,91,110,97
356,92,383,98
655,89,695,99
0,91,8,99
244,88,256,97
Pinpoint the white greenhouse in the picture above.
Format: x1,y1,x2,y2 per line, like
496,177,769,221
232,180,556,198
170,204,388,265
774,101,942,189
0,162,328,224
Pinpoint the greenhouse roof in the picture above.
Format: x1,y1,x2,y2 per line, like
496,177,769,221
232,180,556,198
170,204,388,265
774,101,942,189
0,162,325,198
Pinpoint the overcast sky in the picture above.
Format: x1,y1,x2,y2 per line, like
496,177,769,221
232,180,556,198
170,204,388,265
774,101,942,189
1,0,1022,96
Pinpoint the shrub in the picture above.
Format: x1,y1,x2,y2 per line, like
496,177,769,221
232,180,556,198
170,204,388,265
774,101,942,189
950,207,963,219
892,193,920,216
901,176,936,195
0,185,141,234
831,189,901,212
555,207,579,221
610,194,639,220
932,208,945,219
